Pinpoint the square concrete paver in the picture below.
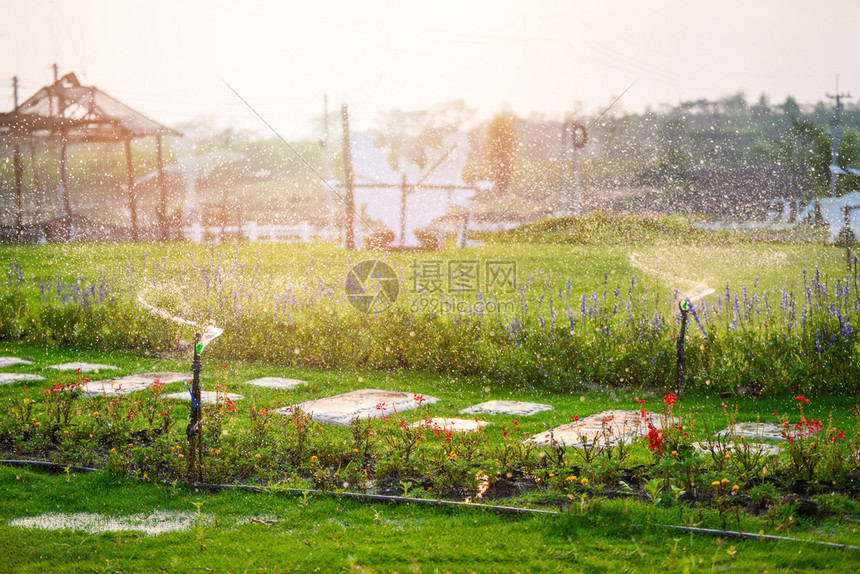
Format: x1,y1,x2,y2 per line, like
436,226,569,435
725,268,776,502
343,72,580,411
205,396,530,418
411,418,489,433
164,390,245,404
243,377,306,390
0,357,34,368
47,362,120,373
276,389,440,426
0,373,45,384
459,400,553,417
716,422,785,442
80,372,189,398
525,409,680,447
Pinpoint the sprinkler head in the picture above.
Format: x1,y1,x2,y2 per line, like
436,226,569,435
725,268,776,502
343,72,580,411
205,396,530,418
679,299,690,313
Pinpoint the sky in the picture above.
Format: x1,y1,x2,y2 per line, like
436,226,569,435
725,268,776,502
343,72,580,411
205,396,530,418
1,0,859,140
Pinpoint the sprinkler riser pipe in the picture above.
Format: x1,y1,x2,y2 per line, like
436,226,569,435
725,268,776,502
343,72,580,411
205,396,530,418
676,300,689,393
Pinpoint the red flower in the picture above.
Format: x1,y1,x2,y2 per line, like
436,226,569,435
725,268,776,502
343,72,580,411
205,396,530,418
833,430,845,442
794,395,810,403
570,415,579,421
646,424,663,454
413,394,426,406
375,402,386,411
663,392,678,405
633,398,645,405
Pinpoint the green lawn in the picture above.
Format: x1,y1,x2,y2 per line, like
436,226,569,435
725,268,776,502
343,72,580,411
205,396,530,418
1,464,858,574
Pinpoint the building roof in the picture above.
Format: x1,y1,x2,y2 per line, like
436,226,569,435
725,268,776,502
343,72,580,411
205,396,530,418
0,72,181,142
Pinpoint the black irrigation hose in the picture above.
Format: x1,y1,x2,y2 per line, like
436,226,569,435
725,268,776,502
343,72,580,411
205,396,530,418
193,482,561,516
655,524,860,551
0,459,98,473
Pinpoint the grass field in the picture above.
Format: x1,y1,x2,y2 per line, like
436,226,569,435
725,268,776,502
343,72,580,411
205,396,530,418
1,215,860,572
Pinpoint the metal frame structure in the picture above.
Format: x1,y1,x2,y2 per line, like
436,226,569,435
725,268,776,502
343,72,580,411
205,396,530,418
0,72,181,241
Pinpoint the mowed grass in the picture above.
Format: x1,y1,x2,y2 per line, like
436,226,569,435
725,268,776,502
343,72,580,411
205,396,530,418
1,464,858,574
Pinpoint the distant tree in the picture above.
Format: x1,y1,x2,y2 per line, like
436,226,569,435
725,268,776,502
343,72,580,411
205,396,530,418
837,130,860,193
781,96,801,119
777,117,831,193
482,112,520,194
373,101,475,172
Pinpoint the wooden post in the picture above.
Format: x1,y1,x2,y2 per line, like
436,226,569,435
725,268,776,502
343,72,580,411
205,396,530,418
13,145,23,236
400,173,407,247
341,105,355,250
157,136,168,241
58,134,71,240
125,138,138,241
12,76,23,237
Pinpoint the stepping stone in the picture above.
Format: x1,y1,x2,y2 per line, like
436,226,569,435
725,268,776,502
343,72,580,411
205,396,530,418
0,357,34,368
525,409,680,447
243,377,306,390
80,372,189,398
411,417,489,433
276,389,440,426
47,362,119,373
692,441,782,457
164,390,245,404
716,422,785,442
0,373,45,384
459,400,553,416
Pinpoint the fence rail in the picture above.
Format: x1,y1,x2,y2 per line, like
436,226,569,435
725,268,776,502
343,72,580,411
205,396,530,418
182,221,338,244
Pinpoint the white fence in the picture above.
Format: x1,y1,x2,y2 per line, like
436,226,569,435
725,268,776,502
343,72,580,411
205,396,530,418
183,222,338,244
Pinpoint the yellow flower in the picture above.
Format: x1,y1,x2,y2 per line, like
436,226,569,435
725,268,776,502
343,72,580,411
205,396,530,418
310,455,319,463
711,480,721,487
725,454,731,460
732,484,739,492
580,478,589,486
671,450,678,457
548,473,555,478
178,453,184,458
127,443,133,448
566,475,577,482
254,453,261,458
721,478,729,485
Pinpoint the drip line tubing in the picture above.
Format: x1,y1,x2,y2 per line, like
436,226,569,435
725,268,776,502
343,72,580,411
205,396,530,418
193,482,560,516
655,524,859,551
0,459,97,473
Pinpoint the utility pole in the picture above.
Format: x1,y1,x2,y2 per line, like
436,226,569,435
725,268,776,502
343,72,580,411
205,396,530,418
827,78,851,197
323,94,332,179
341,104,355,250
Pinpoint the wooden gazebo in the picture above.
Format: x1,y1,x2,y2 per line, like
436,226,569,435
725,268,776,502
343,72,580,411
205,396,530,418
0,72,182,241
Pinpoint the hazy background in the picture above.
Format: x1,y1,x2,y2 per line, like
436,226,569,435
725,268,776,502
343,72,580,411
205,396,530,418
2,0,858,137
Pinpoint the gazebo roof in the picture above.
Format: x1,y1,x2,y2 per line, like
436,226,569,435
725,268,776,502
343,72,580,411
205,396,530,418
0,72,181,142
